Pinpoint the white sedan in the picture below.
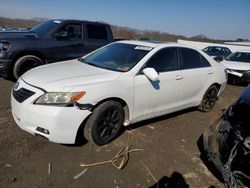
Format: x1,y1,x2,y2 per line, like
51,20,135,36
11,40,227,145
221,50,250,83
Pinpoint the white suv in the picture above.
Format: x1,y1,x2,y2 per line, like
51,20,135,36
11,40,227,145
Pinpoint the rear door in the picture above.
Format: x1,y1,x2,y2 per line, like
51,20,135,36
133,47,182,122
178,47,213,106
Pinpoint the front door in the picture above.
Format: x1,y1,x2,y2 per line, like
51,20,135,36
133,47,182,122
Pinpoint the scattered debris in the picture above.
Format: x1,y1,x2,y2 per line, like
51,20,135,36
0,119,8,124
5,164,13,168
181,139,186,143
140,161,158,184
90,144,93,152
16,147,24,159
147,125,155,130
73,168,88,180
48,163,51,175
0,106,11,110
11,177,17,182
183,172,199,179
80,137,143,170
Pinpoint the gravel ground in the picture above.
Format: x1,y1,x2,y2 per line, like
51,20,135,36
0,77,245,188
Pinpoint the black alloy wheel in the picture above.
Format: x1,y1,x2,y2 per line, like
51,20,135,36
199,85,219,112
84,101,124,146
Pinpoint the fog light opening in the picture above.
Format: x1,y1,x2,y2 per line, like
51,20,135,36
36,127,50,135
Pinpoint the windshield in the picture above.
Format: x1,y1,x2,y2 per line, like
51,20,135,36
30,20,61,34
225,52,250,63
79,43,152,72
203,47,226,53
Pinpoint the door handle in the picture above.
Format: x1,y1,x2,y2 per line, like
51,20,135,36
176,75,183,80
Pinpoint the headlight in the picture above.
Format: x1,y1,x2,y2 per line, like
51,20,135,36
35,92,85,106
0,41,11,51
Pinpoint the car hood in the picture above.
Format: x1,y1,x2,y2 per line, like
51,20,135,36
0,31,38,39
21,59,122,91
221,60,250,70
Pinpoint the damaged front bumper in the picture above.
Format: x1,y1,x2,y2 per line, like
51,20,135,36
203,102,250,187
203,113,237,186
227,69,250,83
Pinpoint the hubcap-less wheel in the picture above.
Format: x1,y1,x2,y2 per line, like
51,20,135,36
13,55,43,79
97,108,120,140
199,85,219,112
84,101,124,146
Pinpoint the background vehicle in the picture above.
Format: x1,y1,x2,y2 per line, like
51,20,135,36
221,50,250,84
202,46,232,62
202,84,250,187
11,41,227,146
0,19,114,79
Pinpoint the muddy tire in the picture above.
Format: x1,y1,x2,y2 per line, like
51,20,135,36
84,101,124,146
13,55,44,79
199,85,219,112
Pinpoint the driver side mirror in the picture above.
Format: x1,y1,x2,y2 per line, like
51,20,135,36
143,68,159,81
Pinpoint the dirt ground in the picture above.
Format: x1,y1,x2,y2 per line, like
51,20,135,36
0,77,245,188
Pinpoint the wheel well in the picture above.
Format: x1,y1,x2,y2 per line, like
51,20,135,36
13,51,46,64
92,97,130,126
211,83,221,90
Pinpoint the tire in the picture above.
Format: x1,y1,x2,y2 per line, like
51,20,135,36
13,55,44,79
199,85,219,112
84,101,124,146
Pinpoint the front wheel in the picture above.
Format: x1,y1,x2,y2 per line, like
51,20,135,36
199,85,219,112
84,101,124,146
13,55,44,79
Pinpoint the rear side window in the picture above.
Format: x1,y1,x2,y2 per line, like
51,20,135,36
180,48,210,69
86,24,108,40
145,47,178,72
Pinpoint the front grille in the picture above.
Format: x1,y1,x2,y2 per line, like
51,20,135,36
13,88,35,103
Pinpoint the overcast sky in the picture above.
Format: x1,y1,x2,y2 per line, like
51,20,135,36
0,0,249,40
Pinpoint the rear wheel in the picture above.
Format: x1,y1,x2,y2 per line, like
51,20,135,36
84,101,124,146
199,85,219,112
13,55,44,79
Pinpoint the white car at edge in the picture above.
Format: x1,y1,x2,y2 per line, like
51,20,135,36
220,50,250,83
11,40,227,145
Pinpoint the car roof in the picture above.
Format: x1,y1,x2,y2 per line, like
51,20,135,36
205,46,229,48
50,19,109,26
116,40,196,49
234,49,250,53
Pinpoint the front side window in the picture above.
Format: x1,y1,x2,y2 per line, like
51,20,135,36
225,52,250,63
79,43,151,72
56,24,82,39
31,20,59,34
181,48,210,69
86,24,108,40
145,47,178,72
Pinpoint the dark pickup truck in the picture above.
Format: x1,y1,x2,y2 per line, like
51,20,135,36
0,19,114,79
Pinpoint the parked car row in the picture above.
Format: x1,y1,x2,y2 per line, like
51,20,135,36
221,50,250,83
202,45,250,84
202,46,232,62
